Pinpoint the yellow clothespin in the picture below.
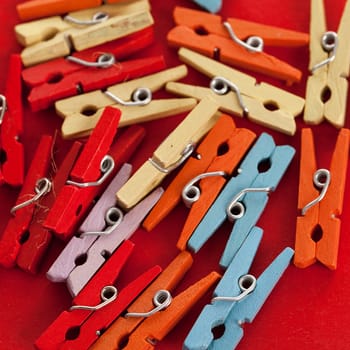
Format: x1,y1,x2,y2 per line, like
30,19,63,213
167,48,305,136
55,65,197,139
15,0,153,66
304,0,350,127
116,97,220,210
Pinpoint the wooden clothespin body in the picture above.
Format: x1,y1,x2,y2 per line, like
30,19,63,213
304,0,350,127
167,48,305,136
168,7,309,84
15,0,153,66
294,128,350,269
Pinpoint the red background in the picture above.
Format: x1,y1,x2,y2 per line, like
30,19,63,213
1,0,350,349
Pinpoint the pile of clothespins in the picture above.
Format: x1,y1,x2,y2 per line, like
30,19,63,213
0,0,349,349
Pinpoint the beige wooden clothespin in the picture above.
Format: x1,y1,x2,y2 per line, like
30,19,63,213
116,97,220,210
55,65,197,139
15,0,153,66
166,48,305,136
304,0,350,128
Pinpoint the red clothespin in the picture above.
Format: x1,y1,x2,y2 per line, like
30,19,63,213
0,54,24,187
17,0,129,21
294,128,350,269
90,251,193,350
167,6,309,84
97,271,220,350
16,141,83,273
143,115,256,234
35,240,161,350
22,29,164,111
44,107,145,241
0,135,53,268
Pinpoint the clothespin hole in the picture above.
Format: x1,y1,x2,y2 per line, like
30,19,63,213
19,230,30,245
47,73,64,84
153,290,172,309
210,77,230,95
322,31,337,52
194,26,209,36
93,12,109,22
74,253,88,266
311,224,323,243
217,142,229,156
106,207,123,226
65,326,80,340
211,324,226,340
257,158,271,173
263,100,279,111
131,88,152,104
101,285,117,301
118,335,130,349
146,337,158,346
42,28,59,41
238,274,256,291
81,105,98,117
321,86,331,103
227,202,245,220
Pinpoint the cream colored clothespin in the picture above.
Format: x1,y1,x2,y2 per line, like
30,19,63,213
304,0,350,128
55,65,197,139
15,0,153,66
116,97,220,210
166,48,305,135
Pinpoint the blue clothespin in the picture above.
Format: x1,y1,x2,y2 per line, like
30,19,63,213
183,228,294,350
191,0,222,13
187,133,295,268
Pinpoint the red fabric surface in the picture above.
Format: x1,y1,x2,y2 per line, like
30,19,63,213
1,0,350,349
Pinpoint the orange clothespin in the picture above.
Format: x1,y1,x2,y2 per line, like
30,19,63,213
167,6,309,84
143,115,256,233
0,54,24,187
15,0,153,67
90,251,193,350
93,270,220,350
294,128,350,269
304,0,350,128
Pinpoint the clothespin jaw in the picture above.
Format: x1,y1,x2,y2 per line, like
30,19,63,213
0,54,24,187
187,132,295,268
143,114,256,233
304,0,350,128
116,97,220,211
183,227,263,350
191,0,222,13
166,48,305,136
168,7,309,84
55,65,196,139
46,163,132,283
121,271,220,350
294,128,350,269
0,135,53,268
90,251,193,350
15,0,154,67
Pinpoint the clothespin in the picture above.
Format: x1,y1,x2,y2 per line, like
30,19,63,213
21,30,163,111
95,270,220,350
0,135,53,269
183,227,294,350
55,65,197,139
43,108,145,241
116,97,220,210
46,163,131,283
188,132,295,268
0,54,24,187
49,183,163,296
304,0,350,127
35,240,162,350
89,251,193,350
167,48,305,136
168,7,309,84
143,114,256,232
15,0,153,67
294,128,350,269
191,0,222,13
